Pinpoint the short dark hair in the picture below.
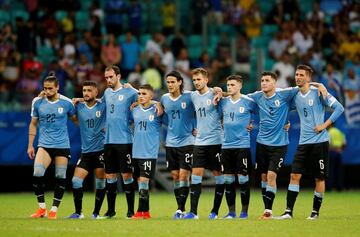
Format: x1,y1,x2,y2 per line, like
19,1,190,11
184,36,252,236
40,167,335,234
82,80,98,88
139,84,154,92
105,65,121,75
43,71,58,86
261,71,277,81
191,67,208,78
296,64,313,77
226,74,243,84
166,70,184,92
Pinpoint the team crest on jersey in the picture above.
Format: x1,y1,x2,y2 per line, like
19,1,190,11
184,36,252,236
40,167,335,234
118,95,124,101
58,107,64,114
239,107,245,113
274,100,280,107
181,102,187,109
95,111,101,117
308,99,314,106
149,114,154,121
206,99,212,105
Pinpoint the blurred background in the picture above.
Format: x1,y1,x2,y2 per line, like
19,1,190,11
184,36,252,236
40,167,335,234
0,0,359,191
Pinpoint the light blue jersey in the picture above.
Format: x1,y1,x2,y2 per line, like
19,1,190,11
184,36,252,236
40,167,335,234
76,101,106,153
219,95,257,149
31,95,76,148
248,87,298,146
161,91,196,147
103,87,138,144
291,87,344,144
131,104,162,159
191,89,222,145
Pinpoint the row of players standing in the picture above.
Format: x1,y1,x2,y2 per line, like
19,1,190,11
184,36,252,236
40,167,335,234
27,64,344,220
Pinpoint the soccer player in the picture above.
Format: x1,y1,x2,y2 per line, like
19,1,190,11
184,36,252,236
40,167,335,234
67,81,106,219
183,68,224,220
27,72,77,219
102,65,138,218
130,84,162,219
247,71,300,219
218,75,257,219
161,71,196,219
277,65,344,220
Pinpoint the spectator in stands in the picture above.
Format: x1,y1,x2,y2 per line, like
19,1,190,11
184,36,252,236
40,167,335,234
171,31,186,58
282,0,301,23
61,11,75,34
161,44,175,75
89,0,104,21
338,33,360,61
175,47,192,90
127,63,143,89
307,2,325,22
74,54,93,97
320,62,343,102
142,58,162,96
90,14,102,39
63,34,77,67
145,32,164,59
191,0,212,34
327,123,346,191
161,0,176,36
243,3,262,38
127,0,142,38
120,31,141,80
104,0,127,37
272,52,294,88
88,61,106,95
269,32,289,61
101,34,121,66
192,51,212,71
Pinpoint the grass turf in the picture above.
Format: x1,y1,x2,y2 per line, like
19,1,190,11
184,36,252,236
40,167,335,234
0,190,359,237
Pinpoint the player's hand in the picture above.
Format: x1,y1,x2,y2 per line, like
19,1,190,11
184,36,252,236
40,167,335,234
130,101,139,111
213,93,222,105
284,121,291,131
155,102,164,116
27,146,35,160
246,121,253,132
72,98,83,105
314,124,326,133
192,128,198,137
38,90,46,98
123,83,133,88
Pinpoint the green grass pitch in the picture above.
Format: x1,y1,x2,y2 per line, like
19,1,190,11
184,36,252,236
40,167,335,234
0,190,359,237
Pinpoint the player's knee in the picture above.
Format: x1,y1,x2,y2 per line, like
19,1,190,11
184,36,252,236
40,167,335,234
72,176,84,189
238,175,249,184
121,172,132,180
95,178,105,190
290,173,301,182
224,175,235,184
33,163,46,177
55,165,67,179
